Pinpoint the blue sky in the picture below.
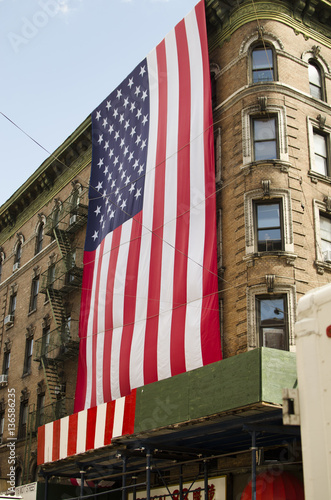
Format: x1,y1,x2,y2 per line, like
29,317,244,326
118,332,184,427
0,0,198,206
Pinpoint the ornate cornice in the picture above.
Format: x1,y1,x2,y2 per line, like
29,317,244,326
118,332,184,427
0,117,92,237
206,0,331,51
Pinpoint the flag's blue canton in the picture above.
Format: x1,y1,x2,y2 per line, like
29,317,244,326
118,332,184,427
86,59,150,252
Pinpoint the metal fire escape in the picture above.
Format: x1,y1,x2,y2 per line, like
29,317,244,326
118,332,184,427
23,188,89,483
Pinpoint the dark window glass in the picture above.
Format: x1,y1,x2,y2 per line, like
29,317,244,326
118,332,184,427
320,214,331,261
9,294,17,316
2,351,10,376
36,393,45,428
0,412,4,442
42,326,51,358
252,47,274,83
313,131,328,176
23,338,33,375
15,467,22,487
309,61,323,100
18,401,28,439
257,295,288,350
36,223,44,254
253,117,277,161
29,278,39,312
15,242,22,265
256,202,282,252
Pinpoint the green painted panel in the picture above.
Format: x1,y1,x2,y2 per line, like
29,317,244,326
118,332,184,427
135,350,262,433
135,349,298,433
261,347,297,405
188,349,261,419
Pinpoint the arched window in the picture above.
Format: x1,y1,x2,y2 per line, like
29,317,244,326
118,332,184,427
309,60,324,100
35,222,44,255
252,44,275,83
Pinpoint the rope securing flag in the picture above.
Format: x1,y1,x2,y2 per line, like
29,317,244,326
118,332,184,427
74,0,221,412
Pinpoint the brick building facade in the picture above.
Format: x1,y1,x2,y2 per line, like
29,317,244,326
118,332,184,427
0,118,92,488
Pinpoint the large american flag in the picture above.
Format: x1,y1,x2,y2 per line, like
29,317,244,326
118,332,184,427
74,0,221,412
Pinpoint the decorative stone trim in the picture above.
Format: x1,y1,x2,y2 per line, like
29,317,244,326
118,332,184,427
247,283,296,350
244,188,294,255
239,27,284,55
242,104,288,165
302,47,330,74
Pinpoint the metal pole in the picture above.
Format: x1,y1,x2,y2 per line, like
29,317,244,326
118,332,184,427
146,449,151,500
251,431,257,500
132,476,137,500
80,470,85,500
122,456,127,500
44,474,48,500
179,465,183,500
204,461,208,500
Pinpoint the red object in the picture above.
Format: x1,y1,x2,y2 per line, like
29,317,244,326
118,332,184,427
241,471,305,500
74,0,222,412
326,325,331,337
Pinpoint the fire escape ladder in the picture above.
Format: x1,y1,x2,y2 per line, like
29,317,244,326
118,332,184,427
54,227,72,259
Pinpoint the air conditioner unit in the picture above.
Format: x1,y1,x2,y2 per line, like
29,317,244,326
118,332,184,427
13,262,20,271
69,214,77,226
0,374,8,385
323,250,331,263
4,315,14,326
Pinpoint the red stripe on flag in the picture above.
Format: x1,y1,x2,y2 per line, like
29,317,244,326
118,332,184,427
52,419,61,461
91,239,106,408
86,406,98,451
170,19,191,376
37,425,45,465
119,215,143,396
104,400,116,445
144,39,168,385
103,227,122,403
74,250,96,413
196,0,222,363
67,412,78,456
122,390,137,435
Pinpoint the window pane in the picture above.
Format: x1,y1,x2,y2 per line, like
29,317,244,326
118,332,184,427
260,297,284,322
255,142,277,161
257,204,280,228
309,62,322,99
309,63,321,86
256,203,282,251
263,328,286,350
257,229,282,251
252,48,274,82
320,215,331,256
310,83,322,100
314,132,327,156
313,132,328,175
254,118,275,141
254,118,277,161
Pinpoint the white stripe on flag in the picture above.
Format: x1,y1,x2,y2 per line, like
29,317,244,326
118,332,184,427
94,403,107,448
157,27,179,381
59,415,69,460
111,219,133,399
184,5,205,371
85,245,101,409
129,47,159,391
96,233,112,406
44,422,53,463
112,397,125,437
76,409,88,454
